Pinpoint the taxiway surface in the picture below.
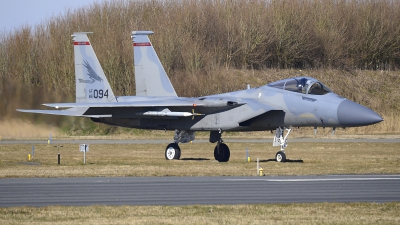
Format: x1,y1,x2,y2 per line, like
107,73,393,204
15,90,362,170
1,175,399,206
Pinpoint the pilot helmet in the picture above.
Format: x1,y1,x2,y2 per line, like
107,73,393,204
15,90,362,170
297,78,306,89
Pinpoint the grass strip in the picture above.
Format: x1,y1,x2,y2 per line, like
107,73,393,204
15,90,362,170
0,142,399,177
0,203,399,224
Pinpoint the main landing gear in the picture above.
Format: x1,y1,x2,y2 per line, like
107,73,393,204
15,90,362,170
165,128,292,163
273,127,292,162
165,143,181,160
210,129,230,162
164,130,194,160
164,129,231,162
214,142,230,162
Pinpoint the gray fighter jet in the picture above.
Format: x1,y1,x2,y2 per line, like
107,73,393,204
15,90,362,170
18,31,383,162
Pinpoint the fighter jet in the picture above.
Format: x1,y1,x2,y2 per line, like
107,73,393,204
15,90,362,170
18,31,383,162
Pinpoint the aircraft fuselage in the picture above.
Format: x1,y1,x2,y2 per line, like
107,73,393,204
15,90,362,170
95,84,381,131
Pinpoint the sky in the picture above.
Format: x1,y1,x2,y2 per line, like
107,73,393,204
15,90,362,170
0,0,105,34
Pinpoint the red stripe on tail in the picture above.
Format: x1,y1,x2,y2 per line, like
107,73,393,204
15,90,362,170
133,42,151,46
74,41,90,45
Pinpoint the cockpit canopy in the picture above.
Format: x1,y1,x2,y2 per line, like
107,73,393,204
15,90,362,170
267,77,331,95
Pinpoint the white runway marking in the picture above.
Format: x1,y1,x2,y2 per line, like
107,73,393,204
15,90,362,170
226,176,400,182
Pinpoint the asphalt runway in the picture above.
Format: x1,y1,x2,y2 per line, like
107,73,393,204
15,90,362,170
1,175,399,207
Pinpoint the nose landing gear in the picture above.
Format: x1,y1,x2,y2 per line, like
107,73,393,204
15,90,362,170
273,127,292,162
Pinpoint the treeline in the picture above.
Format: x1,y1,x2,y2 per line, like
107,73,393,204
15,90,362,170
1,0,399,133
1,0,400,95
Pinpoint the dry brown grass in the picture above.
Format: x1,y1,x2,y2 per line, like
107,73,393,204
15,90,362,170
0,119,59,139
0,141,399,178
1,0,400,134
0,203,399,224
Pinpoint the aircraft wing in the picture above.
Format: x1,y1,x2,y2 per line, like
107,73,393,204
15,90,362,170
18,97,246,118
43,97,242,108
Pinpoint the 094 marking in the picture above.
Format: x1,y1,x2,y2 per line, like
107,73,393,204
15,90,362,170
89,89,109,99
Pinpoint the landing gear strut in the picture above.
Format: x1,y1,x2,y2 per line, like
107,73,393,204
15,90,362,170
273,127,292,162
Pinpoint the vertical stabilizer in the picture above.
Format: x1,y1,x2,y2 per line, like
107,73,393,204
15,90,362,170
132,31,177,97
72,32,116,103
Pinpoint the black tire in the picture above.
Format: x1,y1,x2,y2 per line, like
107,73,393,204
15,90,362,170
214,143,230,162
165,143,181,160
275,151,286,162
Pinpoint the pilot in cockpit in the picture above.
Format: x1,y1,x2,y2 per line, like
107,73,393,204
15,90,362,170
297,78,311,94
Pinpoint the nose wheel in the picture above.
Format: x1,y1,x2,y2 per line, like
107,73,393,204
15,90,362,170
275,151,286,162
273,127,291,162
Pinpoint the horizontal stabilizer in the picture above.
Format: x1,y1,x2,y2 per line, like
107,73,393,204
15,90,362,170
17,108,112,118
17,108,85,117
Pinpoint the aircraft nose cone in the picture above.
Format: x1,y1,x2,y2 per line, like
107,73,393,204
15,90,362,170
337,100,383,127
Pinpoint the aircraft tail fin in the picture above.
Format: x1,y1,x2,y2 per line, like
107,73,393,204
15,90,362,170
72,32,116,103
131,31,177,97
